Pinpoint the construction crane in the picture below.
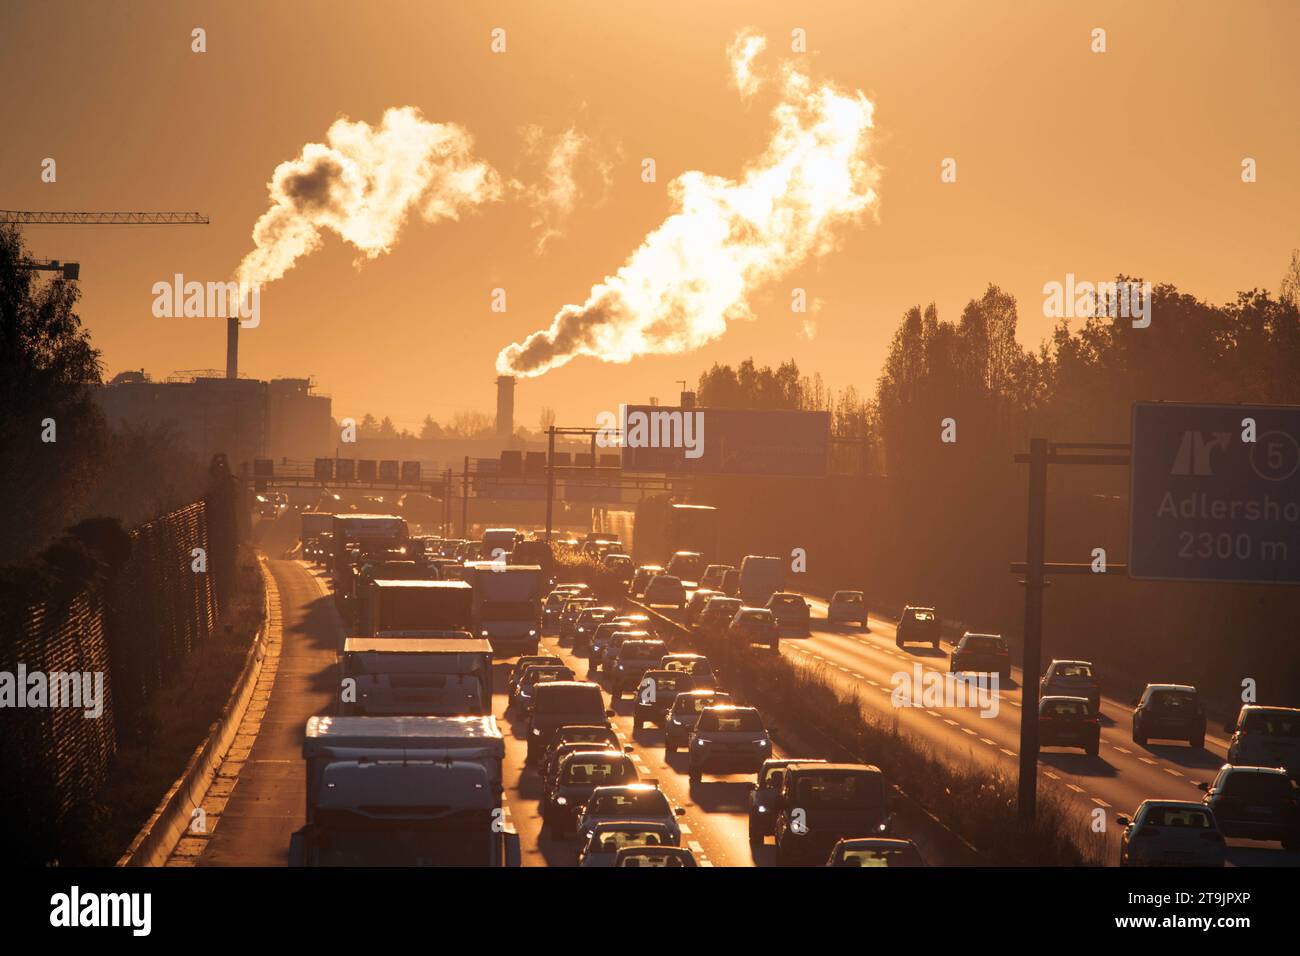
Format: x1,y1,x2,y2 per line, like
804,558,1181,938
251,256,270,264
0,210,209,225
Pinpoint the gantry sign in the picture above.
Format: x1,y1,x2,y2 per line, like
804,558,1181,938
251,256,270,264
1129,402,1300,584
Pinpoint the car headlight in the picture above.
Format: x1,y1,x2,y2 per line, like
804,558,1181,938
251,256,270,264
528,629,537,636
753,738,770,746
532,728,541,736
694,737,712,745
556,797,567,806
756,805,767,813
481,630,490,637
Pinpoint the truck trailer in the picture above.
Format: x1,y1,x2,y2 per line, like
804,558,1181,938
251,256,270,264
363,579,474,637
469,564,544,655
341,637,493,716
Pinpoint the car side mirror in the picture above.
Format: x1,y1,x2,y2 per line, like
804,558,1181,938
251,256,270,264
1115,815,1130,827
1197,781,1210,792
624,745,634,753
605,708,616,717
675,807,687,816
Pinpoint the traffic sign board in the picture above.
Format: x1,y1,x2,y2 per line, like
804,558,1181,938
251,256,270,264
1129,402,1300,583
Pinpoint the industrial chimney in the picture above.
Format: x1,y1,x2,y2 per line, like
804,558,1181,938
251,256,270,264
495,375,515,438
226,318,239,380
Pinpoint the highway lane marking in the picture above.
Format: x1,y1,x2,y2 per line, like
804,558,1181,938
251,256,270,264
980,738,996,746
1044,771,1059,780
926,710,942,718
1091,798,1111,808
961,727,976,735
679,822,692,834
1066,784,1084,794
1163,768,1184,777
1139,757,1158,765
1112,746,1131,754
688,840,705,854
943,719,958,726
851,672,865,679
1000,749,1016,758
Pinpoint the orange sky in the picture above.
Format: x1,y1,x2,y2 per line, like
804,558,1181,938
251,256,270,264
3,0,1297,433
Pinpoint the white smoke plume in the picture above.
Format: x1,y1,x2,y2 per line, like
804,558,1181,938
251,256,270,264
495,35,880,378
522,125,588,253
729,29,768,99
237,106,502,287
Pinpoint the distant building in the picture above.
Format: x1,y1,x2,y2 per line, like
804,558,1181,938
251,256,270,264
96,371,332,469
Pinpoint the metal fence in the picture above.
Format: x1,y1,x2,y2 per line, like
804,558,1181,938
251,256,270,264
0,494,235,864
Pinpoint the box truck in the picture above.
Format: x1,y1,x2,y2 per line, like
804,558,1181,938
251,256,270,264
290,715,520,867
364,579,474,637
471,564,544,655
739,555,785,607
341,637,492,716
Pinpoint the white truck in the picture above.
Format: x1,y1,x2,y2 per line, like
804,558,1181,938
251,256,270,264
481,527,521,563
469,564,544,656
739,555,785,608
341,637,493,716
289,715,520,867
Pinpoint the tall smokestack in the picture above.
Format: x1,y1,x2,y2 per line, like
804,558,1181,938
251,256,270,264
496,375,515,438
226,318,239,380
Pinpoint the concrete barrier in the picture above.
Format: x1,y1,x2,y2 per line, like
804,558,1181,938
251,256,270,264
116,556,273,867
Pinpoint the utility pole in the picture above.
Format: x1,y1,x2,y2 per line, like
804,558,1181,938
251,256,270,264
1017,438,1048,824
545,426,556,542
461,456,469,539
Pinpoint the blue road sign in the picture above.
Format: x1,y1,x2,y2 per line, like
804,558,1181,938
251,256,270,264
1130,402,1300,583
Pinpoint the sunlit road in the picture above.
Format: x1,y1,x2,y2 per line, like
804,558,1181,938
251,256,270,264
760,595,1299,867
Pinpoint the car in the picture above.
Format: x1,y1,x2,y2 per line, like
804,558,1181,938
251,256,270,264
689,704,774,783
664,689,733,754
577,821,681,868
727,607,780,653
773,763,893,866
659,652,715,687
664,551,706,588
1040,659,1100,714
826,837,926,867
1117,800,1227,867
559,597,598,640
766,592,811,633
895,606,940,649
540,726,629,785
950,632,1011,679
643,574,687,609
720,568,741,597
1132,684,1206,748
613,845,698,867
544,749,640,836
573,606,618,652
588,621,626,666
507,654,561,697
748,757,827,844
611,639,670,697
527,681,614,762
1038,695,1101,755
685,588,722,625
602,553,635,584
699,564,734,592
574,783,686,844
696,596,743,639
826,590,867,627
1198,764,1300,850
512,663,576,716
632,669,695,732
1225,705,1300,781
543,585,588,627
630,565,664,598
597,629,653,675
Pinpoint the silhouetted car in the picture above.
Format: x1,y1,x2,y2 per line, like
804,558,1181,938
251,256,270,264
574,784,686,844
774,763,892,866
577,821,680,868
1040,659,1101,714
543,585,589,627
766,592,811,633
689,704,774,783
827,590,867,627
544,749,639,837
659,652,715,687
896,606,940,649
1198,764,1300,850
614,845,697,867
664,689,732,754
573,606,618,653
632,668,694,732
1132,684,1206,748
559,597,597,640
630,565,664,598
1038,695,1101,755
696,596,742,639
507,654,562,697
1117,800,1226,867
1226,705,1300,781
700,564,734,592
511,664,575,716
527,681,613,762
950,632,1011,679
595,629,653,675
826,837,925,867
602,553,635,585
749,757,827,843
643,575,687,609
685,588,722,625
611,639,670,697
540,725,628,785
727,607,780,652
720,569,741,597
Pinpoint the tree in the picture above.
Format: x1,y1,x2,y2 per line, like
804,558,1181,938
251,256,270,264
0,224,106,564
378,416,398,439
419,415,443,440
358,413,380,438
447,410,494,439
538,406,557,432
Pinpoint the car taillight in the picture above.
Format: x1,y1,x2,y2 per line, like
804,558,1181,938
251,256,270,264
1086,717,1099,725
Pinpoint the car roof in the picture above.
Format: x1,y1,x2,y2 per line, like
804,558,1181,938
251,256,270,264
834,837,917,849
1049,659,1092,667
559,748,628,764
553,724,614,737
961,632,1004,641
649,574,682,583
703,703,758,715
590,782,662,795
1039,695,1092,705
1239,704,1300,714
587,819,674,834
615,845,693,857
1136,799,1207,810
678,689,728,699
762,757,825,770
832,590,863,596
1143,683,1198,693
663,652,707,660
786,762,882,775
534,680,601,692
904,605,936,611
1218,763,1291,776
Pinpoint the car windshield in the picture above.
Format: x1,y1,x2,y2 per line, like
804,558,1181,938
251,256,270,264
697,710,764,732
1055,663,1094,679
1143,806,1213,828
835,593,862,604
965,637,1003,652
772,596,801,607
594,829,667,852
742,611,774,623
563,758,634,785
523,667,572,687
1042,699,1090,717
838,845,923,867
909,610,935,622
620,850,691,867
1242,710,1300,736
1221,773,1292,800
644,674,685,694
1150,691,1198,712
796,772,883,809
589,790,670,817
621,642,666,660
